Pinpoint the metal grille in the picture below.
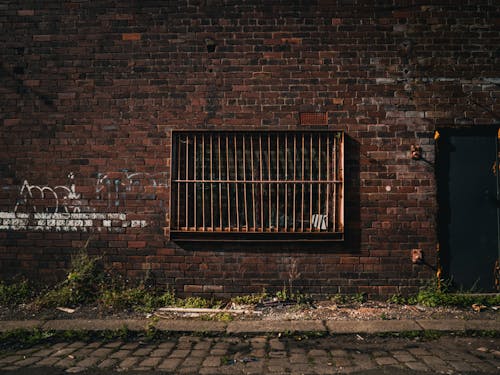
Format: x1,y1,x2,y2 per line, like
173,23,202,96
170,131,344,237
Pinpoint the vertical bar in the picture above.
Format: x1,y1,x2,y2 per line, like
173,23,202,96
226,135,231,230
218,135,222,230
276,134,279,231
185,134,189,229
340,132,344,232
301,133,305,232
268,135,272,230
251,136,256,231
318,134,321,230
194,135,197,230
210,135,214,230
243,135,248,230
333,135,337,231
293,135,296,232
234,134,240,230
284,136,288,231
202,134,205,230
176,134,181,229
259,135,264,231
326,134,330,231
309,133,313,231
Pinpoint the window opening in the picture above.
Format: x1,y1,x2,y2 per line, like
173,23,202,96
171,131,344,240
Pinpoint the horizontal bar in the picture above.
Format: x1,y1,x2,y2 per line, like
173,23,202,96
173,180,343,184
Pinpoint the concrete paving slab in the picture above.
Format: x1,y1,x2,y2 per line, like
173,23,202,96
154,319,226,333
41,319,150,331
464,320,500,331
0,320,43,332
416,320,467,331
226,320,326,334
326,320,422,334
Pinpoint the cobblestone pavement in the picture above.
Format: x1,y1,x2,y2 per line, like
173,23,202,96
0,334,499,374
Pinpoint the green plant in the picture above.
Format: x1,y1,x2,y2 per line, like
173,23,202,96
0,279,33,306
37,238,103,308
231,291,268,305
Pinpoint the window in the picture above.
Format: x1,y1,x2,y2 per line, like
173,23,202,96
170,130,344,241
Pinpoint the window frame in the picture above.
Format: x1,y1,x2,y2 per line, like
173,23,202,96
169,129,344,242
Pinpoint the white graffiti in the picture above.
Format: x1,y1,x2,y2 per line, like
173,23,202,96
0,211,147,232
14,173,82,214
96,171,168,207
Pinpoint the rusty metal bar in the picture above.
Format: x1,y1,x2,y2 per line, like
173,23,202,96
234,134,240,230
259,135,264,231
326,135,330,230
218,135,222,230
301,133,305,232
226,135,231,230
185,134,189,229
293,136,296,232
210,134,214,230
276,134,280,231
333,135,337,231
318,133,321,230
176,134,181,229
309,134,313,232
251,135,256,231
284,136,288,231
267,135,272,231
201,134,205,230
243,136,248,230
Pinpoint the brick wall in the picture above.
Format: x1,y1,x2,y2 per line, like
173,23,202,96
1,0,498,297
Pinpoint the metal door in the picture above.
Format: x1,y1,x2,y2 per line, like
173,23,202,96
437,127,499,292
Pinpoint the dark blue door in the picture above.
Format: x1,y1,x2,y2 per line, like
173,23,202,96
437,127,499,291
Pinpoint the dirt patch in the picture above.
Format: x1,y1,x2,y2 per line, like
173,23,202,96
3,300,496,323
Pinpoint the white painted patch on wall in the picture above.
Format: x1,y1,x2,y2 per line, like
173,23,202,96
0,212,147,232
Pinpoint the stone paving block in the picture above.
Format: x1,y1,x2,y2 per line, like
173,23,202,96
374,356,398,366
420,355,449,372
103,341,123,348
118,357,139,369
75,356,101,367
134,347,156,356
227,320,325,333
0,355,23,365
405,361,430,371
13,356,42,366
308,349,328,357
90,347,113,357
157,357,183,371
138,356,162,368
98,358,118,369
449,360,479,371
155,319,226,333
109,349,132,359
35,357,60,366
331,349,349,357
150,348,174,357
169,349,191,358
326,320,421,334
202,356,221,367
269,338,285,350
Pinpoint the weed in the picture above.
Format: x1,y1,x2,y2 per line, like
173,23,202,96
36,238,103,308
0,279,33,306
231,291,268,305
275,286,312,305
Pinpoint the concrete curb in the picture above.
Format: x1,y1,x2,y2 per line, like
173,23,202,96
1,319,499,335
